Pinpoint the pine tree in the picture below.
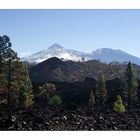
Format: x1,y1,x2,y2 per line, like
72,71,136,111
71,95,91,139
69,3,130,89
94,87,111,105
10,61,34,109
39,83,56,103
10,60,22,106
0,35,17,122
0,62,7,95
19,76,33,109
0,36,11,95
0,35,34,121
6,58,34,112
124,61,138,108
96,71,107,108
88,90,95,108
114,95,125,113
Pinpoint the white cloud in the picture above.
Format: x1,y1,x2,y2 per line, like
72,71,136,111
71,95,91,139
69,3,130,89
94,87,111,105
18,52,32,58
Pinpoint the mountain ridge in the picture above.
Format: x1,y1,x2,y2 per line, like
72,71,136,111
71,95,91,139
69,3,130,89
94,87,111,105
29,57,140,83
22,44,140,65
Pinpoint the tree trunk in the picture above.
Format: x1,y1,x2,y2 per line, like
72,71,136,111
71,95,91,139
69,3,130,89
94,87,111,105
7,59,12,123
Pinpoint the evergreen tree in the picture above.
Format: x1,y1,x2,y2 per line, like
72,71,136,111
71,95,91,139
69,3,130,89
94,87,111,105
9,61,34,109
88,90,95,108
96,71,107,108
0,62,7,95
19,76,33,109
114,95,125,113
0,35,11,95
0,35,12,62
48,95,62,107
10,61,33,107
0,35,17,122
0,35,34,121
124,61,138,108
39,83,56,102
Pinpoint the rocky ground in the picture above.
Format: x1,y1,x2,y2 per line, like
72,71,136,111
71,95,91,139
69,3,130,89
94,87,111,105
0,105,140,131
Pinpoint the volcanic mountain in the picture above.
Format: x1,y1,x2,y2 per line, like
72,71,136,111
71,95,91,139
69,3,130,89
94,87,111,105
23,44,140,65
29,57,140,83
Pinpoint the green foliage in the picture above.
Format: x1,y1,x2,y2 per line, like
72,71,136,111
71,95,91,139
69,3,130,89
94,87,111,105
124,61,138,91
0,35,34,110
96,71,107,107
0,62,8,96
10,61,34,109
88,90,95,108
0,35,11,61
0,35,19,122
39,83,56,101
48,95,62,107
114,95,125,113
0,35,18,107
19,78,34,109
97,71,107,97
0,35,12,93
124,61,138,107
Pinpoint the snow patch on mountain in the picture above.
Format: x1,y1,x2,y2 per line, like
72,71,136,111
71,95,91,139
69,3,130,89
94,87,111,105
22,44,140,65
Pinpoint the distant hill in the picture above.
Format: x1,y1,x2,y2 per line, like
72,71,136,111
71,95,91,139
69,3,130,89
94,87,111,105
23,44,140,65
29,57,140,83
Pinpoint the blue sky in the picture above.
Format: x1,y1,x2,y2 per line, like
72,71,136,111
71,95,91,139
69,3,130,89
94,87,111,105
0,10,140,57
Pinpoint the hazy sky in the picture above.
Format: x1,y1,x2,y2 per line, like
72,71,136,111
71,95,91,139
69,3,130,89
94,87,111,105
0,10,140,57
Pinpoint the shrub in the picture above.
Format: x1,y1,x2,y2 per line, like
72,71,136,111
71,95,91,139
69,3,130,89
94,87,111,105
48,95,62,107
114,95,125,113
39,83,56,101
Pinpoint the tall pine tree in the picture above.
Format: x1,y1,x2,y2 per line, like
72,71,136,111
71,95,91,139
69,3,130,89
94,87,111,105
124,61,138,108
0,35,11,95
10,61,34,109
18,65,34,109
0,35,16,122
0,62,7,96
96,71,107,108
0,35,34,123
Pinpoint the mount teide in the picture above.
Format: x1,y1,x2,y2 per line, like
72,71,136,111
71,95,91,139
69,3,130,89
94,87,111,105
22,44,140,65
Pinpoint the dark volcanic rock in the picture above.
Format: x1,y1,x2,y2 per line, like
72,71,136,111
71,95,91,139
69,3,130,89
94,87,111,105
1,106,140,130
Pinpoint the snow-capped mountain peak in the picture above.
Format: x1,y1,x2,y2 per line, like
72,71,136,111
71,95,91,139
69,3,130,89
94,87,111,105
22,44,88,63
47,43,64,51
22,44,140,65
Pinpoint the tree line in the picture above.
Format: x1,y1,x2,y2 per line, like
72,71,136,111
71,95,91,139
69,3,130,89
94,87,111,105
88,61,138,113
